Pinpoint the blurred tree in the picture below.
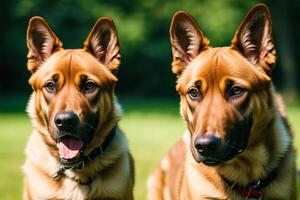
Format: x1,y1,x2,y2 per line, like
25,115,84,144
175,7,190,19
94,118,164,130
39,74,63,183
0,0,298,98
270,0,298,97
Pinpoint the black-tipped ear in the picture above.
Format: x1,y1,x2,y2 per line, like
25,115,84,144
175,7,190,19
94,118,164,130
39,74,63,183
84,17,120,73
170,11,209,77
27,16,62,73
231,4,276,75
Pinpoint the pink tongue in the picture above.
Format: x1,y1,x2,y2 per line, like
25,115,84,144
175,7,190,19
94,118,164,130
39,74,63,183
58,137,83,160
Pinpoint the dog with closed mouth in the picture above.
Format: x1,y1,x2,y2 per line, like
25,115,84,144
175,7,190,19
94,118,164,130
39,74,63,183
23,16,134,200
147,4,297,200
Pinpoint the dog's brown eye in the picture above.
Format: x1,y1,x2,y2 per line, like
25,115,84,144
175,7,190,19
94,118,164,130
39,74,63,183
229,86,245,98
44,81,56,93
83,81,97,93
188,87,200,100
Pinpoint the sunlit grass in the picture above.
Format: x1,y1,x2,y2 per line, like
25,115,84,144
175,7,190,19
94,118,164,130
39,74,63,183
286,104,300,167
0,114,31,199
0,98,298,199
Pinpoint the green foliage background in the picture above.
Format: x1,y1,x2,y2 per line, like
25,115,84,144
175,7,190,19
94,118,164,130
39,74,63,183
1,0,299,96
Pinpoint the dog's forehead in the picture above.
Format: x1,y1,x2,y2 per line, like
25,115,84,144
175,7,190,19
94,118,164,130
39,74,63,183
29,49,118,89
32,49,116,83
179,47,269,87
47,50,108,74
192,48,258,77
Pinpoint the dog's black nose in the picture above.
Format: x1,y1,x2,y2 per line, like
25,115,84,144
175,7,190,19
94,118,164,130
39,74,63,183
194,135,220,154
54,111,79,132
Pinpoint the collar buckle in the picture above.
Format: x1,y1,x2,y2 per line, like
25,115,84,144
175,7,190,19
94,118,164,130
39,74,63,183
52,165,66,180
74,161,85,171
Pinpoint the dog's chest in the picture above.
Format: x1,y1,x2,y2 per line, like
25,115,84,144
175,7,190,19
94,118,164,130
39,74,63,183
184,165,226,200
24,171,126,200
24,132,132,199
53,175,128,200
48,156,131,200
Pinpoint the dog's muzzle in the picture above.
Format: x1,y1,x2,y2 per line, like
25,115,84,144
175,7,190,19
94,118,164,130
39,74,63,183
193,116,253,166
55,111,80,135
194,135,221,165
54,111,94,168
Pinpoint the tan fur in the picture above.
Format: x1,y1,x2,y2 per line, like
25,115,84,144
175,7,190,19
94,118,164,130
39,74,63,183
147,4,297,200
23,17,134,200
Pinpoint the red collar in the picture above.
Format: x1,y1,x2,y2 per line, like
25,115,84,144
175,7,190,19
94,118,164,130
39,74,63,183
233,183,263,199
223,142,291,199
222,163,279,199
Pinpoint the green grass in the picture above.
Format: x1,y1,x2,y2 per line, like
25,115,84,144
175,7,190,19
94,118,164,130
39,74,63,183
0,97,299,199
0,114,32,199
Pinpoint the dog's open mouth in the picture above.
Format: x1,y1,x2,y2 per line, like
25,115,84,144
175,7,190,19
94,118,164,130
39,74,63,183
57,137,84,160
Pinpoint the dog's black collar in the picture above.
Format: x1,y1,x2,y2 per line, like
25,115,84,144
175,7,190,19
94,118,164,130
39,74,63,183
53,126,117,181
222,142,291,199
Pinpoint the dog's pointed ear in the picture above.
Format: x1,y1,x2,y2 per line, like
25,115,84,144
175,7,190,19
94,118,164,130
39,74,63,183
170,11,209,77
27,16,62,73
84,17,120,73
231,4,276,75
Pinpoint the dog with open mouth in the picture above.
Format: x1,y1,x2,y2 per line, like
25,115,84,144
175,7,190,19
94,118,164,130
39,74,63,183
23,16,134,200
147,4,297,200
